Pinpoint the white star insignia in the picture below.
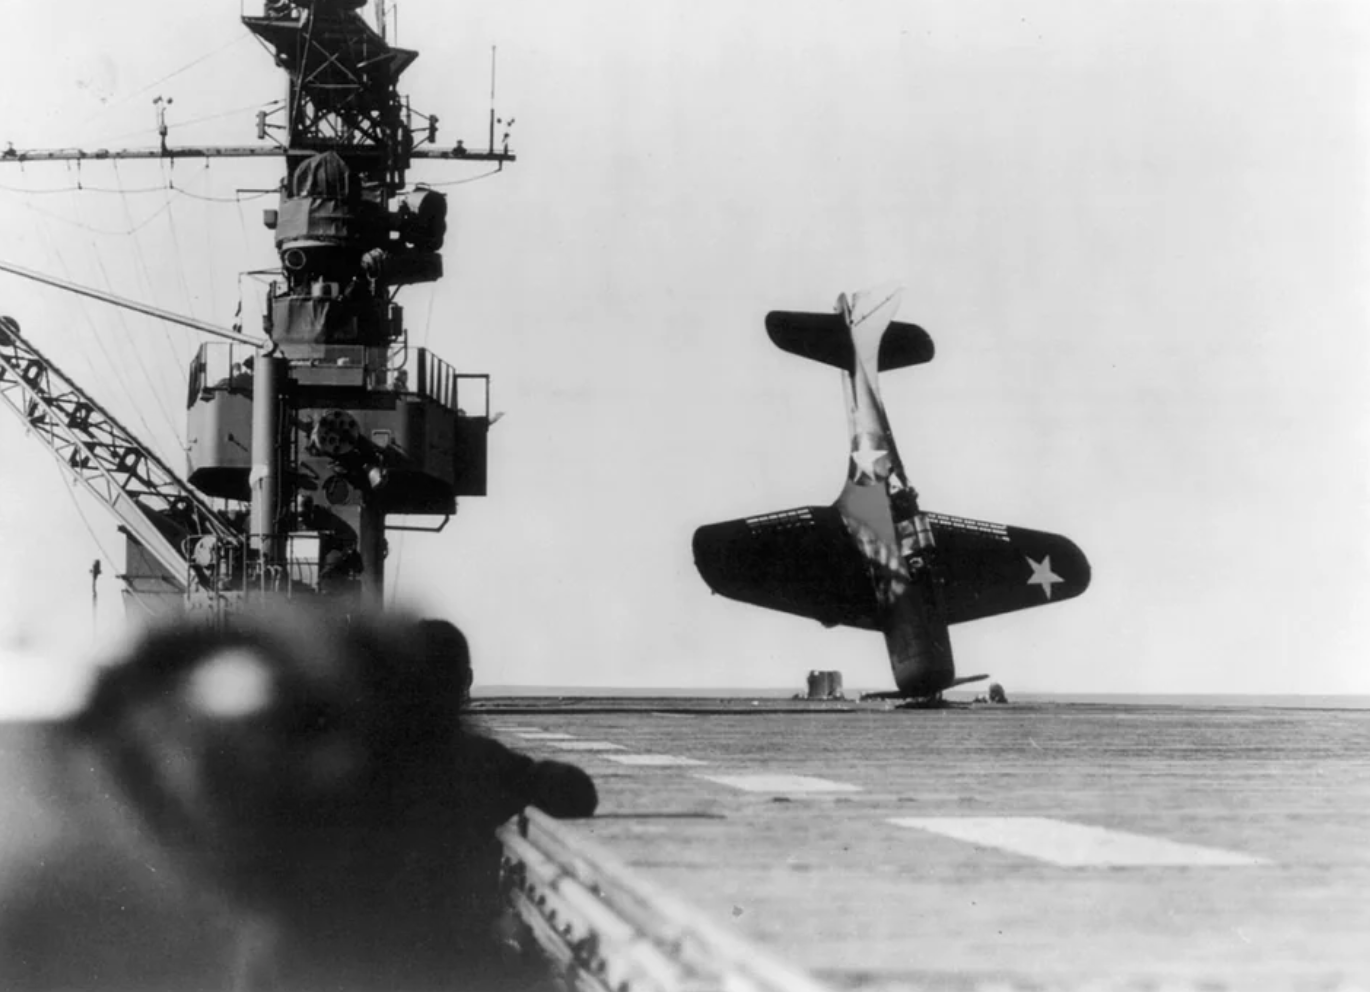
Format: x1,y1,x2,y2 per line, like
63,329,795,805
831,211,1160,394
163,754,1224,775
850,437,889,483
1025,555,1064,599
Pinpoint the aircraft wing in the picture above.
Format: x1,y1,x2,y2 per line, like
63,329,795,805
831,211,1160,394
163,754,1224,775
926,512,1091,624
692,506,881,630
693,507,1089,633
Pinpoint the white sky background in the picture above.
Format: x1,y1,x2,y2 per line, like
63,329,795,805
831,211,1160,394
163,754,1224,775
0,0,1366,696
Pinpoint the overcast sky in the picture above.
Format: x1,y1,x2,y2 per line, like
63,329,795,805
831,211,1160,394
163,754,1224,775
0,0,1366,700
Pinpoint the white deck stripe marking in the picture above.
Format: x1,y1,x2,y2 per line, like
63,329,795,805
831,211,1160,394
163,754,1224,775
605,754,708,767
697,774,861,794
485,725,542,733
511,732,575,740
888,817,1270,867
545,741,627,751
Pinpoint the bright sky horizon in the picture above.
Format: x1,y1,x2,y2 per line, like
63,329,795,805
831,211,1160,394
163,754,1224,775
0,0,1366,702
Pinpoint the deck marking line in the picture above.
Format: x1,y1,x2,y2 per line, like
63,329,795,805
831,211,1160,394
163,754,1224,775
887,817,1270,867
511,732,575,740
697,774,861,794
605,754,708,767
545,741,627,751
484,725,542,733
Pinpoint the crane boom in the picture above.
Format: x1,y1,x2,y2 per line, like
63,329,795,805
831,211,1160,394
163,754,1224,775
0,316,242,601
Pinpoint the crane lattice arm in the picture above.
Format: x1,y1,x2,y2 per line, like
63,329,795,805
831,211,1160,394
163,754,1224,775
0,316,242,595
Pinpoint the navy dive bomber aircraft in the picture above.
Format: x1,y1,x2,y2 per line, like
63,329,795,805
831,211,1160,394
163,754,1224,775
692,286,1090,699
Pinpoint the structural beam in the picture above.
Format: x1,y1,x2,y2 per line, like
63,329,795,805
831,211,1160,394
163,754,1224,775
0,145,514,165
411,149,516,163
0,145,286,164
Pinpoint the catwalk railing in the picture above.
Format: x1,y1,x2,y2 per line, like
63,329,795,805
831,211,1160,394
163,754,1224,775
498,808,835,992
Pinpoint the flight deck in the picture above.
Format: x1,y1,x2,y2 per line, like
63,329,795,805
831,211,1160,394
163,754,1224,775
476,697,1370,991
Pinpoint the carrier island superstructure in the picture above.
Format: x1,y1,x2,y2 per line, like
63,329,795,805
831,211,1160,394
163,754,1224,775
1,0,512,616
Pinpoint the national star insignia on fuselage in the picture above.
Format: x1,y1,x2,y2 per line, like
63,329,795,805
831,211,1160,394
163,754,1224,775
850,436,889,483
1025,554,1064,599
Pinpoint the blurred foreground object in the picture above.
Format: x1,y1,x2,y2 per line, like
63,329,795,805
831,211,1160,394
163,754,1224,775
0,608,595,990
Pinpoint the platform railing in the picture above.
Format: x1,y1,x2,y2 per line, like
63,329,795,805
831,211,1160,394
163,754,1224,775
414,347,489,418
499,808,836,992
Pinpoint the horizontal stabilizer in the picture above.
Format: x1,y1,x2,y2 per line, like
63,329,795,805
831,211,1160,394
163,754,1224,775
765,310,934,372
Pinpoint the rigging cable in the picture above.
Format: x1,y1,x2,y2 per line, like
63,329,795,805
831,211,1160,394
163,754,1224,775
234,195,261,340
0,182,169,197
115,160,197,443
89,98,284,147
200,165,220,324
0,181,273,202
31,177,184,461
173,188,273,204
421,167,506,188
55,479,155,619
114,163,191,396
235,189,255,256
34,218,166,453
90,248,185,450
157,160,207,356
15,195,175,238
80,32,253,131
57,481,117,591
